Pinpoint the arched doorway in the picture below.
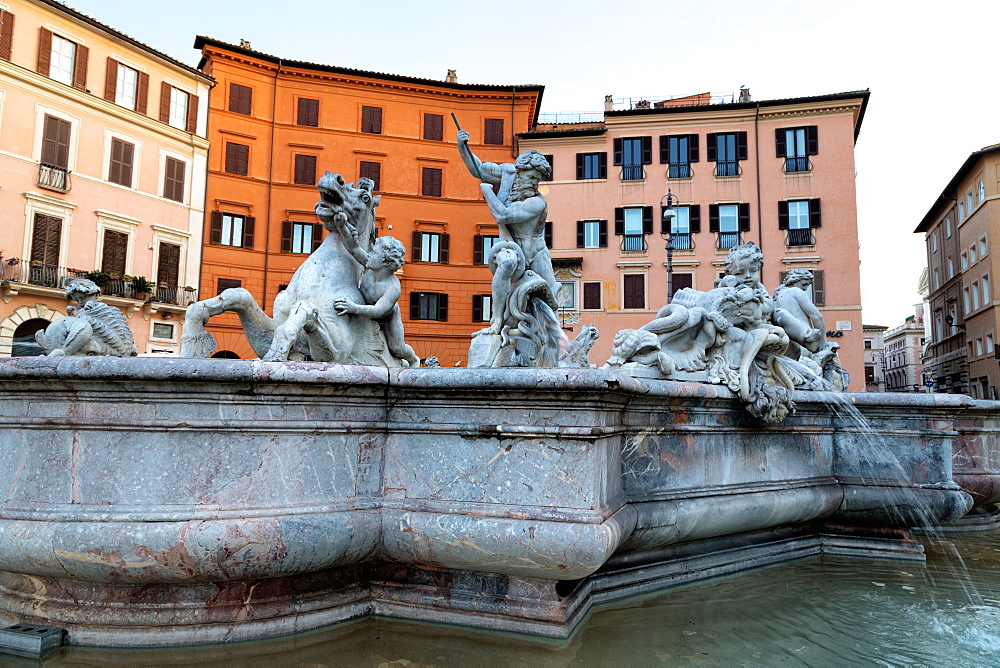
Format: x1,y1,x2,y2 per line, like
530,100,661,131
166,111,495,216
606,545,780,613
12,319,50,356
0,305,65,357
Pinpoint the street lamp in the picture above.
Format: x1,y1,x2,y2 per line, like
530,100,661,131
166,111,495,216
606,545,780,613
660,189,677,301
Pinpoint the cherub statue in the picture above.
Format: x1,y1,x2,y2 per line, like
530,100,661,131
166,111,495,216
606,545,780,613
773,269,825,354
35,279,136,357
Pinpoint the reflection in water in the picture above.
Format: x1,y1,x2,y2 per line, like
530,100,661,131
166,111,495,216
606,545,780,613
7,532,999,667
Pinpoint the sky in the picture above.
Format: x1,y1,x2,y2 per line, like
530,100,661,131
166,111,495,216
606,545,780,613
70,0,1000,327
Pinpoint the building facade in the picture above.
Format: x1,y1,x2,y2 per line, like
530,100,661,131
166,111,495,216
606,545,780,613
882,306,925,393
916,144,1000,399
863,323,887,392
0,0,211,357
194,37,543,363
517,90,869,388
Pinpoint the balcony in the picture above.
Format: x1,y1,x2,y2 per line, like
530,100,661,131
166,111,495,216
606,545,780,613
670,233,693,250
620,165,645,181
714,161,741,177
786,228,815,247
37,163,71,193
668,164,692,179
783,157,811,173
716,232,741,250
621,234,647,252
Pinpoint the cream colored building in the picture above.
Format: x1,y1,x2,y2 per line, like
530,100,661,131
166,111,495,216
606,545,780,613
0,0,211,356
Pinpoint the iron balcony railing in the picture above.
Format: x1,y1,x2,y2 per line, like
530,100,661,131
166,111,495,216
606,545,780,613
0,258,197,305
621,234,647,252
38,163,71,192
670,233,693,250
786,228,815,247
620,165,645,181
714,161,741,177
717,232,741,250
668,163,692,179
783,157,811,173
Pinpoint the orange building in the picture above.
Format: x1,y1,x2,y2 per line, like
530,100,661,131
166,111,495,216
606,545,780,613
519,90,870,388
194,38,542,362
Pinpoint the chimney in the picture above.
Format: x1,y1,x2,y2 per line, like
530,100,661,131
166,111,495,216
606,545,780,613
604,95,614,112
239,39,252,49
738,86,751,103
446,69,458,83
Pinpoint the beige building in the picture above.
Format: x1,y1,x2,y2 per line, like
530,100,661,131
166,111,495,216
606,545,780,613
0,0,211,356
916,144,1000,398
882,306,926,393
863,323,887,392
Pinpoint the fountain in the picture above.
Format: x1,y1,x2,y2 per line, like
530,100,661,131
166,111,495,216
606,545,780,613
0,153,996,650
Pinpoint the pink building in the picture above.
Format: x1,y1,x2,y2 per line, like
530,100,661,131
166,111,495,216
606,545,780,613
0,0,211,356
519,90,869,388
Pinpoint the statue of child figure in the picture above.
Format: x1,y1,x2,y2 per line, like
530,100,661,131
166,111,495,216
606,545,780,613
332,232,421,368
772,268,826,354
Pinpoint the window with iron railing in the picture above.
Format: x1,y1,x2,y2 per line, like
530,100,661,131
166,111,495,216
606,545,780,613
716,232,741,250
621,234,647,252
786,228,814,246
708,132,747,177
709,203,749,249
777,126,817,173
38,163,70,192
661,134,698,179
620,164,645,181
671,233,693,250
779,199,821,246
615,207,652,252
614,136,651,181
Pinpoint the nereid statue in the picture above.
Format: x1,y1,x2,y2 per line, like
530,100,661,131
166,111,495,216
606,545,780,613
607,242,848,422
180,172,418,366
35,279,137,357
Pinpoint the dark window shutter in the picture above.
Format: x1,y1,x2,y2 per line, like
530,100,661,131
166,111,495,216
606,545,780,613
688,134,699,162
31,214,61,265
42,115,70,169
659,135,668,164
599,219,608,247
736,132,748,161
613,138,623,165
542,155,553,180
164,157,185,202
104,57,117,102
660,206,670,236
312,224,323,252
439,233,450,264
778,201,789,230
576,153,585,179
812,270,825,306
544,221,553,249
775,128,786,158
473,235,484,264
136,71,149,115
583,282,601,310
410,293,420,320
485,118,504,145
362,106,382,133
186,93,198,134
599,153,608,178
738,203,751,231
423,113,443,140
210,211,223,245
36,27,51,76
576,221,585,248
109,138,134,186
641,136,652,165
708,204,720,233
614,208,625,235
242,215,255,249
689,205,701,234
642,206,653,235
218,278,242,292
159,82,171,123
157,242,181,286
101,230,127,275
809,199,822,228
437,293,449,321
297,98,319,126
225,142,249,176
706,133,717,162
294,154,317,185
281,220,292,253
672,273,693,296
411,231,422,262
779,271,788,285
72,43,88,91
806,126,819,155
229,83,252,115
624,274,645,309
472,294,483,322
0,10,14,62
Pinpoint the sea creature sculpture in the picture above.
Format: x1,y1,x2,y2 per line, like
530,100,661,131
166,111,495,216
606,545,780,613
560,324,600,367
35,279,136,357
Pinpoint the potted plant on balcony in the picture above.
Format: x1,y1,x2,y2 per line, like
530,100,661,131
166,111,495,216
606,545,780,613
130,275,154,301
84,270,112,292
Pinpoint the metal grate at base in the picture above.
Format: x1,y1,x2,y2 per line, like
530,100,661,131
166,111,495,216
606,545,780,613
0,624,66,657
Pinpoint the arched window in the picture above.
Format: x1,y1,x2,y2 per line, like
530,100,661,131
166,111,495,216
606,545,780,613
210,350,241,359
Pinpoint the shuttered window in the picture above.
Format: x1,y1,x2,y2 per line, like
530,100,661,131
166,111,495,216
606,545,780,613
0,10,14,62
294,154,317,185
41,31,87,89
281,221,323,254
359,161,381,190
157,242,181,286
225,142,249,175
41,115,71,169
228,83,252,115
778,269,825,306
542,155,553,181
109,61,149,114
577,220,608,248
163,157,186,202
209,211,255,249
671,272,693,298
623,274,645,309
217,278,242,292
583,282,602,310
473,235,499,265
108,138,135,187
576,152,607,179
412,231,449,263
707,132,748,176
100,230,128,275
361,106,382,134
30,214,62,266
484,118,504,145
297,98,319,126
161,84,197,133
409,292,448,321
423,113,443,140
421,167,442,197
472,294,492,322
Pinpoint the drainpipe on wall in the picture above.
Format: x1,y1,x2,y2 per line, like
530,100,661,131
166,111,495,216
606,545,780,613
754,102,762,249
262,59,282,310
511,86,517,159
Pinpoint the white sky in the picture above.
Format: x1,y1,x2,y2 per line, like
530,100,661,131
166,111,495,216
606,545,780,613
70,0,1000,327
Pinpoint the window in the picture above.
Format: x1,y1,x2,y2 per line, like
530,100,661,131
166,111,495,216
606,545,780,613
776,126,817,173
421,167,442,197
661,134,699,178
973,282,980,309
967,192,975,214
707,132,747,176
484,118,504,145
410,292,448,321
668,206,701,250
576,152,607,180
359,161,381,191
282,221,322,254
48,33,77,86
931,232,937,253
39,114,71,191
159,83,197,133
473,235,499,264
983,275,991,303
976,339,984,356
614,137,651,180
615,207,652,251
229,83,252,115
981,237,988,256
577,219,608,249
163,156,186,202
670,272,693,299
424,113,443,141
111,63,139,110
225,142,249,175
583,282,601,310
412,231,449,263
157,242,180,288
864,339,873,350
709,203,750,249
0,9,14,62
947,257,954,278
971,245,978,263
152,323,175,339
472,294,492,322
108,138,135,187
623,274,645,309
958,201,965,221
933,269,940,290
945,217,952,237
542,155,553,181
297,98,319,126
169,87,189,130
962,253,969,270
29,214,62,268
218,278,241,292
294,154,317,185
979,181,986,204
210,212,255,249
101,229,128,275
964,288,971,314
361,106,382,134
988,334,994,356
544,221,553,248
